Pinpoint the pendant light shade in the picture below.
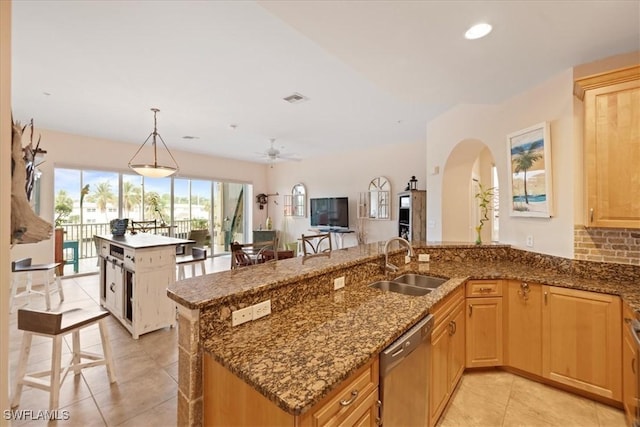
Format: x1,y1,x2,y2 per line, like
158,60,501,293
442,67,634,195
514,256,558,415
128,108,179,178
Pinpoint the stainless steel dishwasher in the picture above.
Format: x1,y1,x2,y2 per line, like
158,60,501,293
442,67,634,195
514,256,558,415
379,314,434,426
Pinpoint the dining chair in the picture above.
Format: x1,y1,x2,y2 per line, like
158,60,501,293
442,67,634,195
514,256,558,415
230,240,278,269
130,219,157,234
301,232,332,256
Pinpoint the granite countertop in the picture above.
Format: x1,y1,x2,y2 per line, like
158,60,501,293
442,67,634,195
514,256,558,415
95,233,194,249
192,254,639,416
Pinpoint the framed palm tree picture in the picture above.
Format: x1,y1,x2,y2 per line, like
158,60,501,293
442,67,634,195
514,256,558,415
507,122,553,217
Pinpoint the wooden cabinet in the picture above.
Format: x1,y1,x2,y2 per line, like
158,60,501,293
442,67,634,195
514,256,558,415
542,285,622,400
574,65,640,228
466,280,503,368
504,280,542,376
204,354,379,427
397,190,426,242
622,303,638,426
429,286,464,427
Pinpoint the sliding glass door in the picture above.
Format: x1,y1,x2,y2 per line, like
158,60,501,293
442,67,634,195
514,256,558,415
54,166,250,275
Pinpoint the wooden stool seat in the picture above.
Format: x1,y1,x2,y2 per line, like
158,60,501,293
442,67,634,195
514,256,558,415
11,308,116,412
176,247,207,280
11,258,64,312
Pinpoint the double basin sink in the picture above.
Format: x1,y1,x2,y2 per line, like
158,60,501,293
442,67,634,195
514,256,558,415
369,274,447,296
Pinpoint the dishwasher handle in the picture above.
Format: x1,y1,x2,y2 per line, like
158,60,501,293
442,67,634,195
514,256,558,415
380,314,434,376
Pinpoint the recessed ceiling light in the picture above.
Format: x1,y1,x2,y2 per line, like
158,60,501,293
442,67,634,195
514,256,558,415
182,135,199,140
465,23,492,40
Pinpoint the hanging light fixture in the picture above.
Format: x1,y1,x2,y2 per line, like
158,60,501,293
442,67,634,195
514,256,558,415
128,108,179,178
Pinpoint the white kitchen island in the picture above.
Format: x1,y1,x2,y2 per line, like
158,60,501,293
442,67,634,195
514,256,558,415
95,233,194,339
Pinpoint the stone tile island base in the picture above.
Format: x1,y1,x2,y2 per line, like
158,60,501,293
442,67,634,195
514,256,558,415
177,305,202,426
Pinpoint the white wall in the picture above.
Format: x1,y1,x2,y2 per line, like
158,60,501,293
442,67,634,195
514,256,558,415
9,128,269,263
427,69,576,258
267,140,427,248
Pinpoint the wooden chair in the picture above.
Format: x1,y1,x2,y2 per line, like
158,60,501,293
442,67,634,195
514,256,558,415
301,232,332,256
230,240,277,269
11,307,116,411
130,219,157,234
11,258,64,313
176,247,207,280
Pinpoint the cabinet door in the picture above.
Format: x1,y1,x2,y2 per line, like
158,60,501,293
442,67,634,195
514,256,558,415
622,305,638,426
429,320,451,427
105,261,123,316
449,300,466,391
542,286,622,400
466,297,503,368
504,281,542,375
583,72,640,228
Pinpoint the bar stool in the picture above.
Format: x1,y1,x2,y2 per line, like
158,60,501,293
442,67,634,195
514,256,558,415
11,308,117,411
11,258,64,313
176,247,207,280
62,240,79,273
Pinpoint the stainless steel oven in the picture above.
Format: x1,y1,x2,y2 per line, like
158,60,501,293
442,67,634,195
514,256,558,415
631,319,640,427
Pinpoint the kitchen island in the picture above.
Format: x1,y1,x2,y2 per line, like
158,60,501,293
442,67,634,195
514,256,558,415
167,242,640,426
95,233,193,338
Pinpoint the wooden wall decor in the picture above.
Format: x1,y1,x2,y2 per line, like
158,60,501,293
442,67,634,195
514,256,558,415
11,119,52,244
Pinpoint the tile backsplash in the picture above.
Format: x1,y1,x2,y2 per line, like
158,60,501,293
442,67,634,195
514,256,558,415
574,225,640,265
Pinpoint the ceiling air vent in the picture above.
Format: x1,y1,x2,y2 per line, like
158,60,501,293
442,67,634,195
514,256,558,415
283,92,308,104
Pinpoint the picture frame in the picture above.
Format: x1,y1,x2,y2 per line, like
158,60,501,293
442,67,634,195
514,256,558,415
507,122,553,218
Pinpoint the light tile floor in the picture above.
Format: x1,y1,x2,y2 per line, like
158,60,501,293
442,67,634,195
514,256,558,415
438,370,626,427
8,257,628,426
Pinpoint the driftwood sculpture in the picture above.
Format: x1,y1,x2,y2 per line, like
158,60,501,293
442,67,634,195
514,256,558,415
11,119,52,244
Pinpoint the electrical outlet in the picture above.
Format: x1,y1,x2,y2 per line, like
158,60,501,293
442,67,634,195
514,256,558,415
231,306,253,326
405,255,411,264
253,300,271,320
526,235,534,247
334,276,345,290
418,253,430,262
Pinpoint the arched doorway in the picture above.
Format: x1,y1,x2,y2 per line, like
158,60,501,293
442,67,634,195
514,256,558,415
441,139,499,243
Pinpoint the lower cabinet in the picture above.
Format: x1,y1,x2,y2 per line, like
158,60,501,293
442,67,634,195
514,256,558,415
203,353,380,427
622,302,638,426
429,286,465,427
542,285,622,401
465,280,503,368
504,280,542,375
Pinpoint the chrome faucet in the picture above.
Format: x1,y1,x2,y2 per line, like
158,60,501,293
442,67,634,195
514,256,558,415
383,237,414,273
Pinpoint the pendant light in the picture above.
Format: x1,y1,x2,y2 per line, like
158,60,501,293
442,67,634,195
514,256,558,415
128,108,179,178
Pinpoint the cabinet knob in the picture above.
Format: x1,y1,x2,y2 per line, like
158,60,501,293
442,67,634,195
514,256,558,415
590,208,594,223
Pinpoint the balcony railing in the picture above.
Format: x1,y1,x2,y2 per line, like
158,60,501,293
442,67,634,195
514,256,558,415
59,219,216,260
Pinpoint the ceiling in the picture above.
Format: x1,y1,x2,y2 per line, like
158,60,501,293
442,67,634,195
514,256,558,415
11,1,640,165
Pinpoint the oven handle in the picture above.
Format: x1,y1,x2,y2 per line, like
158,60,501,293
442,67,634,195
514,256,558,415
631,320,640,348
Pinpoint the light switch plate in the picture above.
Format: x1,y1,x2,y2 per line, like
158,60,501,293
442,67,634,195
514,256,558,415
419,254,430,262
405,255,411,264
334,276,345,290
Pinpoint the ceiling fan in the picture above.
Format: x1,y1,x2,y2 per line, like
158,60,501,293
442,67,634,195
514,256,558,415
257,138,300,166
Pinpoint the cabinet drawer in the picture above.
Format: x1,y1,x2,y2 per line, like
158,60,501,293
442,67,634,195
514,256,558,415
466,280,502,297
302,358,379,427
431,286,464,329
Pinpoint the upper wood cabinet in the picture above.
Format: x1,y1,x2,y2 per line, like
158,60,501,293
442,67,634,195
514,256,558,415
575,65,640,228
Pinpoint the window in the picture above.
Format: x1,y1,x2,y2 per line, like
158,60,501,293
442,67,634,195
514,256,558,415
54,166,250,274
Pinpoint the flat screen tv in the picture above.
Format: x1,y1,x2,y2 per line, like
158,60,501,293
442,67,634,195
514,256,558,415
310,197,349,229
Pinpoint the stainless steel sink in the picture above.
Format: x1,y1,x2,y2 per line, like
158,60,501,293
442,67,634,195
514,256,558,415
369,280,433,296
393,274,447,289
